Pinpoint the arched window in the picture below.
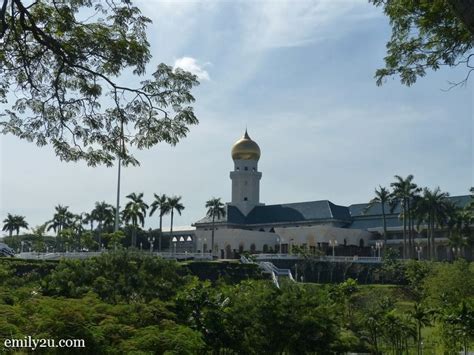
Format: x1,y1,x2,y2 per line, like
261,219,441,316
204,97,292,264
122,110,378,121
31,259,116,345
238,243,244,253
250,243,256,253
259,228,265,232
269,227,275,233
263,244,269,252
359,239,365,248
244,197,248,201
343,239,347,246
244,167,248,171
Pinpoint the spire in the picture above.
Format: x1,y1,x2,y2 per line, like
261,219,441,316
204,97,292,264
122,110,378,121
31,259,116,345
244,128,250,139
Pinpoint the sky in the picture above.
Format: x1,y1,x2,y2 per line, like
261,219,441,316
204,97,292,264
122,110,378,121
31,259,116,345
0,0,472,233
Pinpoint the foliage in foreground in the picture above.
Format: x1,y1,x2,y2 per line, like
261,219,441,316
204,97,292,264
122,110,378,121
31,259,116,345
0,253,473,353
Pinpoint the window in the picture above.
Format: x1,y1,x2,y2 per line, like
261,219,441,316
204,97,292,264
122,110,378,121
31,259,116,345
236,167,240,171
244,197,248,201
244,167,248,171
252,167,256,171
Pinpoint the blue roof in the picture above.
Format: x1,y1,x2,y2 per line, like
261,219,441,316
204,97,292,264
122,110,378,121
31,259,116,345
195,195,471,230
196,200,351,225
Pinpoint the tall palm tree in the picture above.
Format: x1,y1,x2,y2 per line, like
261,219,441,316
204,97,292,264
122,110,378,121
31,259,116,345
167,196,185,249
122,193,148,248
364,186,391,244
414,187,450,259
390,175,420,258
92,201,115,246
2,214,28,239
409,303,432,355
205,198,226,257
149,194,170,252
82,212,95,232
2,214,16,237
47,205,73,236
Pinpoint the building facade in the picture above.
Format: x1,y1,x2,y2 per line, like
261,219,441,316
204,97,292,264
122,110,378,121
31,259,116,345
191,131,471,260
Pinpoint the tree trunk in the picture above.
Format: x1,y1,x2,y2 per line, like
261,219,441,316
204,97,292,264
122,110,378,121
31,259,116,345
408,200,412,258
159,215,163,252
448,0,474,36
382,204,387,245
170,209,174,250
132,224,137,248
402,200,407,259
211,214,215,258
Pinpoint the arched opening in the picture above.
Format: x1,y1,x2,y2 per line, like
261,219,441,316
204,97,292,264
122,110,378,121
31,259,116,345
238,243,244,253
359,239,365,248
250,243,256,253
269,227,275,233
263,244,269,253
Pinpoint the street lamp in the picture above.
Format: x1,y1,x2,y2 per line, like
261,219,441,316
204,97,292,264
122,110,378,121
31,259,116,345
148,236,155,254
20,241,25,253
416,245,423,260
375,241,384,259
329,239,338,260
452,246,461,259
276,237,282,255
140,242,143,251
172,236,178,255
289,238,294,254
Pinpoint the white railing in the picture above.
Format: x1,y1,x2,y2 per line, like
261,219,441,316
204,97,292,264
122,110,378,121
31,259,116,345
14,251,212,261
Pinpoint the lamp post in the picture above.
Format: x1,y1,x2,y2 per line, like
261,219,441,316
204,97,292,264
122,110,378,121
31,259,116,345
452,246,461,260
289,238,294,254
329,239,338,260
20,241,25,253
276,237,282,255
172,236,178,255
148,236,155,254
140,242,143,251
371,245,375,257
416,245,423,260
375,241,383,259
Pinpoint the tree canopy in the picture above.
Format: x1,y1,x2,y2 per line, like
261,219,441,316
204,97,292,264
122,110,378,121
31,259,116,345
371,0,474,87
0,0,199,166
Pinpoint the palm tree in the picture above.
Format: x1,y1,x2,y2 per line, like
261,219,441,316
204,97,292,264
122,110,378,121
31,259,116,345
167,196,185,249
149,194,170,252
47,205,73,235
83,212,95,232
122,193,148,248
414,187,450,259
2,214,16,237
2,214,28,246
205,197,226,257
2,214,28,236
390,175,420,258
92,201,115,246
409,303,432,355
364,186,391,244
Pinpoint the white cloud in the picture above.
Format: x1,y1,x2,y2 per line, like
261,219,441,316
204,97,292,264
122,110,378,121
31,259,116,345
238,0,378,50
173,57,210,81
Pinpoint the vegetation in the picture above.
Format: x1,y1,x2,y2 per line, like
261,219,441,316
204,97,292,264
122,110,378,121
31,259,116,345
370,0,474,87
0,252,473,353
205,197,226,257
0,0,199,166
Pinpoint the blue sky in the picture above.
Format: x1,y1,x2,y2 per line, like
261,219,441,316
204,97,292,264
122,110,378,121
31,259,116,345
0,0,472,232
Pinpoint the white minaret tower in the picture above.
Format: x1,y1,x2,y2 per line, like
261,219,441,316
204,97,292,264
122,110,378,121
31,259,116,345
229,130,264,215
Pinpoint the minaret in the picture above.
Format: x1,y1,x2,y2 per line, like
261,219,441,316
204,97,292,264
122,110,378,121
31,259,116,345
229,130,263,215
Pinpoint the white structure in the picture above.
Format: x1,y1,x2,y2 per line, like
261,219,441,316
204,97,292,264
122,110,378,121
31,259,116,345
188,130,471,260
229,130,264,215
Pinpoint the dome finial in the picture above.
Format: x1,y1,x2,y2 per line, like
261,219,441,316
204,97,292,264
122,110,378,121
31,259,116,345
231,128,260,161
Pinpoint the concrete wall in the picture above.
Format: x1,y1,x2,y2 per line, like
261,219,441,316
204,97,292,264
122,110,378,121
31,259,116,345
274,225,372,248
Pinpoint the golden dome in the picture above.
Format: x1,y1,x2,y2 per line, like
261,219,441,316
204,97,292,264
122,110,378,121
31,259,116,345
231,130,261,161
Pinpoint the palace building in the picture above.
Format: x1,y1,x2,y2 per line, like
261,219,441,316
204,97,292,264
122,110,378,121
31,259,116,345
180,130,471,260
